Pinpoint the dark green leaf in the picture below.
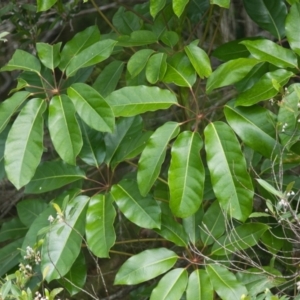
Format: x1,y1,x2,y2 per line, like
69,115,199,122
286,3,300,56
146,53,168,84
127,49,155,78
112,7,141,35
182,207,203,245
117,30,158,47
160,31,179,48
0,218,27,242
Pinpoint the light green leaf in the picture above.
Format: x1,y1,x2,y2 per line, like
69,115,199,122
37,0,57,11
117,30,158,47
127,49,155,78
182,208,203,245
210,0,230,8
67,83,114,133
66,39,117,77
138,122,180,196
173,0,189,17
286,3,300,56
146,52,167,84
24,161,85,194
240,39,298,69
206,265,247,299
86,194,116,258
186,269,213,300
111,179,161,229
0,218,27,242
204,122,253,221
160,31,179,48
36,42,61,70
150,268,188,300
206,58,259,93
49,95,82,165
184,41,212,79
106,86,177,117
256,179,285,198
169,131,205,218
0,91,30,134
114,248,178,285
41,195,89,282
5,99,46,189
150,0,166,18
1,49,41,73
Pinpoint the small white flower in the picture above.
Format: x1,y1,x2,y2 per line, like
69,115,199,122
265,208,268,212
48,215,54,223
25,264,32,271
279,199,288,208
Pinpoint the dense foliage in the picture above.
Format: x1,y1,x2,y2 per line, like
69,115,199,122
1,0,300,299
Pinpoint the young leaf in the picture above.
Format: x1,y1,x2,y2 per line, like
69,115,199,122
286,3,300,56
106,86,177,117
67,83,114,133
204,122,253,221
150,268,188,300
138,121,180,196
37,0,58,11
169,131,205,218
114,248,178,285
150,0,166,18
127,49,155,78
182,207,203,245
36,42,61,70
256,179,285,198
5,99,46,189
146,52,167,84
110,179,161,229
173,0,189,17
49,95,83,165
210,0,230,8
86,194,116,258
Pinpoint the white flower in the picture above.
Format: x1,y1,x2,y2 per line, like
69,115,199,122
48,215,54,223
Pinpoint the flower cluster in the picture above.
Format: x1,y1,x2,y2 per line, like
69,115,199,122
282,122,288,132
23,246,41,265
34,291,61,300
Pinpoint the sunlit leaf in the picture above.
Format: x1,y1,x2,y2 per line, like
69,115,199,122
286,3,300,56
173,0,189,17
37,0,58,11
36,42,61,70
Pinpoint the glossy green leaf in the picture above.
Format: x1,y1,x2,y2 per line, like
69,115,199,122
184,41,212,79
146,53,167,84
186,269,213,300
204,122,253,221
150,268,188,300
93,60,125,97
106,85,177,117
0,218,27,242
286,3,300,56
59,25,101,70
243,0,287,39
112,7,141,35
37,0,57,11
41,195,89,282
114,248,178,285
211,223,269,255
235,69,294,106
206,265,247,299
200,201,225,246
150,0,166,18
182,207,203,245
240,39,297,69
86,194,116,258
111,179,161,229
66,39,117,77
36,42,61,70
127,49,155,78
210,0,230,8
173,0,189,17
138,122,180,196
5,99,46,189
68,83,114,133
206,58,259,93
49,95,82,165
0,91,30,134
117,30,158,47
17,199,48,227
160,31,179,48
163,53,196,87
24,161,85,194
169,131,205,218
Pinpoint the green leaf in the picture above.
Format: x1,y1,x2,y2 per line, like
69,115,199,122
37,0,57,11
36,42,61,70
210,0,230,8
186,269,213,300
111,179,161,229
117,30,158,47
235,69,294,106
49,95,82,165
59,25,101,70
66,39,117,77
0,91,30,134
1,49,41,73
138,122,180,196
146,53,167,84
5,98,46,189
182,207,203,245
163,53,196,87
86,194,116,258
24,161,85,194
160,31,179,48
256,179,285,198
206,265,247,299
242,0,287,39
240,39,298,69
67,83,114,133
41,195,89,282
112,7,141,35
127,49,155,78
261,228,284,254
93,60,125,97
106,86,177,117
17,199,48,227
184,41,212,79
211,223,269,255
204,122,253,221
169,131,205,218
114,248,178,285
206,58,260,93
173,0,189,17
0,218,27,242
150,268,188,300
150,0,166,18
286,3,300,56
